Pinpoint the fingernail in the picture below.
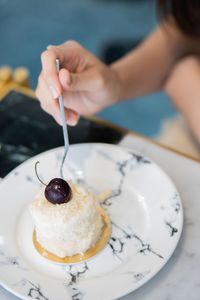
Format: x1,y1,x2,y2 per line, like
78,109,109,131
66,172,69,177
46,44,57,50
54,113,62,125
49,85,59,99
67,116,78,126
46,44,53,50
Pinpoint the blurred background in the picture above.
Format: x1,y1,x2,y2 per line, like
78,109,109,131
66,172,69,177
0,0,181,140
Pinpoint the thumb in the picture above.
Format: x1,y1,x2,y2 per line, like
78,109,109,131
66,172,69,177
59,68,101,92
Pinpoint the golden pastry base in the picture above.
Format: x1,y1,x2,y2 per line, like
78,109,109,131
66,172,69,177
33,208,111,264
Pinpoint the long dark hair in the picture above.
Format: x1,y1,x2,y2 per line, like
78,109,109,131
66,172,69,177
157,0,200,36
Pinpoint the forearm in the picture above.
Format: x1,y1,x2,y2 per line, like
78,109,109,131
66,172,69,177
111,21,190,101
165,56,200,143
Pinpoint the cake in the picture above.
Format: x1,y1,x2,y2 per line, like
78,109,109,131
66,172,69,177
30,181,104,258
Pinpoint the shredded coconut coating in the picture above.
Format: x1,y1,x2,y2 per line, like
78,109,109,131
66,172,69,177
30,181,103,257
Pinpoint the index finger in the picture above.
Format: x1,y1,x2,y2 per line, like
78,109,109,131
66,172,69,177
41,46,64,98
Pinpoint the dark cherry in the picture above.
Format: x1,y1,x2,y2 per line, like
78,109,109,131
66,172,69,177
45,178,72,205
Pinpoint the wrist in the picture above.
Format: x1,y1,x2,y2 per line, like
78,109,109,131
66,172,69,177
109,63,124,103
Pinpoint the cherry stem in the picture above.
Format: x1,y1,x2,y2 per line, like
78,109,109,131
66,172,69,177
35,161,47,186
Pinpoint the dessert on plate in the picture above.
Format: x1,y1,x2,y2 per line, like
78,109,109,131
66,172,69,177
30,165,110,263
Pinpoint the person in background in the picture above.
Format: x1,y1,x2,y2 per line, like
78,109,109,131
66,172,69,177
36,0,200,143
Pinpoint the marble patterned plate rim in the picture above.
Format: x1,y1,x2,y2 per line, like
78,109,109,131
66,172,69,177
0,143,183,300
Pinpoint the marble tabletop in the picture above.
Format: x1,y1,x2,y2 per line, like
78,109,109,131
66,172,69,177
0,88,200,300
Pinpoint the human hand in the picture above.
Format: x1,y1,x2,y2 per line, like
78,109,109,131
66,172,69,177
36,41,121,126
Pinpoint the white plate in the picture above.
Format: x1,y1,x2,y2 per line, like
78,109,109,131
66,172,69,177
0,143,183,300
